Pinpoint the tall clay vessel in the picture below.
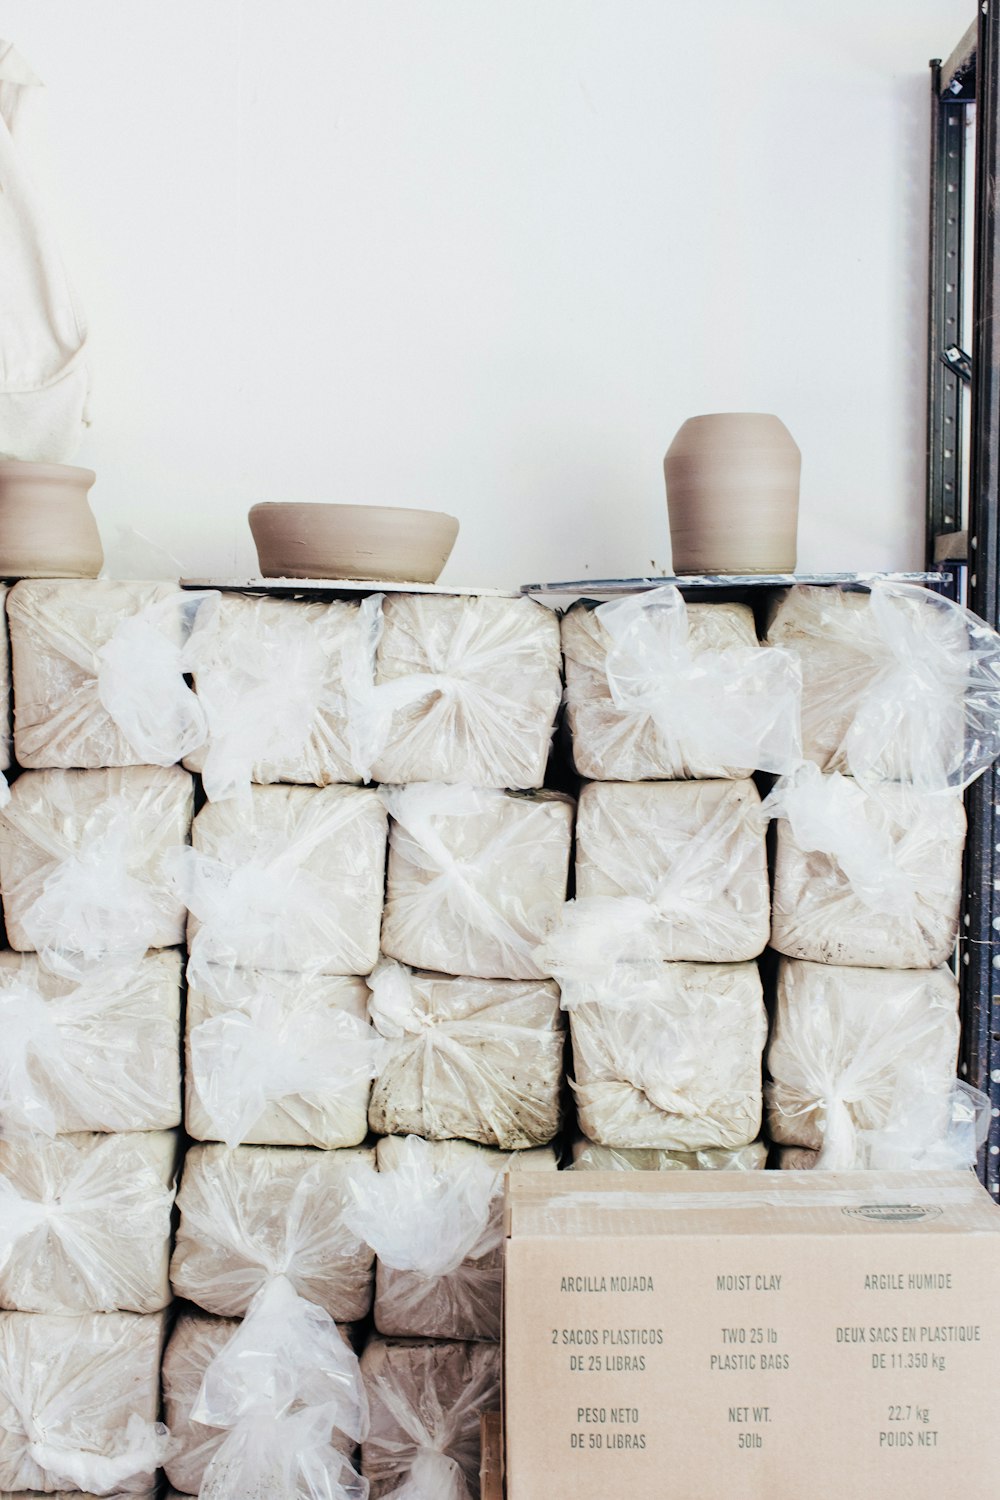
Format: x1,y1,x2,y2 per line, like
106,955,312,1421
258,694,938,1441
663,412,800,574
0,460,103,578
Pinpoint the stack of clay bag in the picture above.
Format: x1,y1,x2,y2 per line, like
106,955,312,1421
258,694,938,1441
165,586,566,1499
551,586,800,1169
0,581,200,1500
164,587,395,1500
332,591,568,1500
763,581,1000,1170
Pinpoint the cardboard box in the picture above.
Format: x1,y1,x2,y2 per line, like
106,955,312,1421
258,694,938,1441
504,1170,1000,1499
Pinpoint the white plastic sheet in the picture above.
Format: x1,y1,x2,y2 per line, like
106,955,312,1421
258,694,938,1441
562,588,801,780
554,959,767,1151
186,966,384,1149
179,784,387,984
190,1278,368,1500
778,1081,990,1172
170,1142,375,1320
569,779,770,964
380,784,573,980
766,580,1000,791
766,765,966,967
350,593,562,789
0,950,181,1137
767,958,962,1170
569,1138,769,1171
0,766,192,977
361,1336,500,1500
0,1130,175,1314
183,593,370,801
162,1311,362,1499
0,1310,167,1494
367,960,564,1148
8,582,209,769
344,1136,554,1342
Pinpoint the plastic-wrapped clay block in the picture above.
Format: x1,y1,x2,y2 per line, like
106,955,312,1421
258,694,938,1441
345,1136,555,1343
183,594,369,800
183,784,386,979
562,592,800,781
6,581,206,771
361,1335,501,1499
768,770,966,968
0,767,193,974
161,1311,358,1496
0,1310,167,1493
777,1146,818,1170
573,780,770,963
565,960,767,1151
185,967,382,1149
367,961,565,1148
0,950,182,1137
0,1493,152,1499
569,1138,769,1171
170,1142,376,1319
380,784,574,981
0,1130,177,1314
767,958,961,1169
764,582,982,788
356,593,562,789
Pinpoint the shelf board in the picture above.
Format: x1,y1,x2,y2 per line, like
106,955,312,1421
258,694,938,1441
520,571,951,598
180,576,518,598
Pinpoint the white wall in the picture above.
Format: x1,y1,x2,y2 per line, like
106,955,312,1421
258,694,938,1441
1,0,974,586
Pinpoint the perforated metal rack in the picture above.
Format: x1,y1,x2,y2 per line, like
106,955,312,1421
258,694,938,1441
929,8,1000,1198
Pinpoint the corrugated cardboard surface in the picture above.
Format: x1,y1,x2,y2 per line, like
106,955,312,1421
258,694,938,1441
504,1171,1000,1499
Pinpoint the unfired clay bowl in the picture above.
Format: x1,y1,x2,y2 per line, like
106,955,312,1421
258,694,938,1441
248,502,460,583
0,460,103,578
663,412,800,574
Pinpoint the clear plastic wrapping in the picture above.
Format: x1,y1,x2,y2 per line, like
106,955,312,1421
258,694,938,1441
380,784,573,981
162,1312,358,1497
557,959,767,1151
366,960,565,1149
344,1136,555,1343
0,767,192,976
170,1142,376,1320
776,1081,991,1172
766,765,966,967
561,589,802,780
0,1130,176,1314
767,958,963,1169
0,950,181,1137
180,784,387,983
183,593,369,801
0,1310,167,1494
351,593,562,789
7,582,209,770
191,1279,367,1500
360,1336,500,1500
569,1138,769,1171
570,780,770,963
185,966,384,1149
765,580,1000,791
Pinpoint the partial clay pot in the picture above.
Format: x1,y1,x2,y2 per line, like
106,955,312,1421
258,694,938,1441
0,460,103,578
663,413,800,574
248,502,460,583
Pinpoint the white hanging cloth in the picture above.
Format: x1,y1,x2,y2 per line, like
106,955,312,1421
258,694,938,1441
0,39,91,461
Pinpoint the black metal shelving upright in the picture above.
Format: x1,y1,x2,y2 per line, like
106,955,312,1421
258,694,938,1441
929,9,1000,1198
